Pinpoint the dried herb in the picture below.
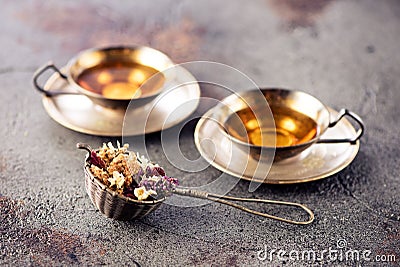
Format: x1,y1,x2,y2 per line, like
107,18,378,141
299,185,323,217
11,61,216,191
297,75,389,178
78,142,179,201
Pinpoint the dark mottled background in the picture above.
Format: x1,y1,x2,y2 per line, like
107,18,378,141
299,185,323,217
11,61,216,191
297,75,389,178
0,0,399,266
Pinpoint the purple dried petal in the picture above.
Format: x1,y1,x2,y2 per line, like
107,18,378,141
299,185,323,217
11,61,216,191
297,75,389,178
137,167,144,177
146,166,152,176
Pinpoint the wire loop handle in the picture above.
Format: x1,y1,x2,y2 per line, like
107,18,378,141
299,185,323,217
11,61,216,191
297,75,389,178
173,188,314,225
317,109,364,144
33,61,80,97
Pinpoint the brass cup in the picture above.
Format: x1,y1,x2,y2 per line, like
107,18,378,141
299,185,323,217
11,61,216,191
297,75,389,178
33,45,175,109
218,88,364,162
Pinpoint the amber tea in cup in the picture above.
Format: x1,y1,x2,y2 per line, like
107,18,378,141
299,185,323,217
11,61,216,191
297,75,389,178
77,62,165,100
226,106,319,148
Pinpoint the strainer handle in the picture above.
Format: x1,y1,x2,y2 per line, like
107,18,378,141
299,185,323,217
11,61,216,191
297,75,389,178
33,62,81,97
173,188,314,225
317,109,364,145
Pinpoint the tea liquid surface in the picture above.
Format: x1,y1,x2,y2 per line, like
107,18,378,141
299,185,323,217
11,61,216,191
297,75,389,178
227,106,318,147
77,62,164,99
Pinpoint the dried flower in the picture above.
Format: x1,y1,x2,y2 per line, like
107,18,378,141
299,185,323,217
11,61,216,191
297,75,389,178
108,171,125,190
126,153,141,177
86,142,179,201
137,153,150,169
138,175,178,198
134,186,157,201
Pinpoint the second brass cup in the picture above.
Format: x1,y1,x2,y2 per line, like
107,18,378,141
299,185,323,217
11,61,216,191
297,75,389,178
218,88,364,162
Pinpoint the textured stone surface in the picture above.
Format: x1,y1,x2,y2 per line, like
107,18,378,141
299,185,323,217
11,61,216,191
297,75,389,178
0,0,399,266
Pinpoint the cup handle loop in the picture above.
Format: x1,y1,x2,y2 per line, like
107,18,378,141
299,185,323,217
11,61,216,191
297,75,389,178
173,188,315,225
33,62,79,97
317,109,364,145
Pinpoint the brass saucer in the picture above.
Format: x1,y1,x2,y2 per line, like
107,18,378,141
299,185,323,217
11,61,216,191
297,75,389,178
41,66,200,136
194,107,360,184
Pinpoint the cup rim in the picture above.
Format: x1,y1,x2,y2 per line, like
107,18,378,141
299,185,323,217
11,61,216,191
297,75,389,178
65,45,175,102
220,88,332,150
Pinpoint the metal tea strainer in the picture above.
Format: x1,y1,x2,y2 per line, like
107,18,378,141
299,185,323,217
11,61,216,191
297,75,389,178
78,143,314,225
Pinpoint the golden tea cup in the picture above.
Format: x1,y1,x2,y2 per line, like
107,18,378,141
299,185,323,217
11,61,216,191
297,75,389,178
33,45,175,109
218,88,364,162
